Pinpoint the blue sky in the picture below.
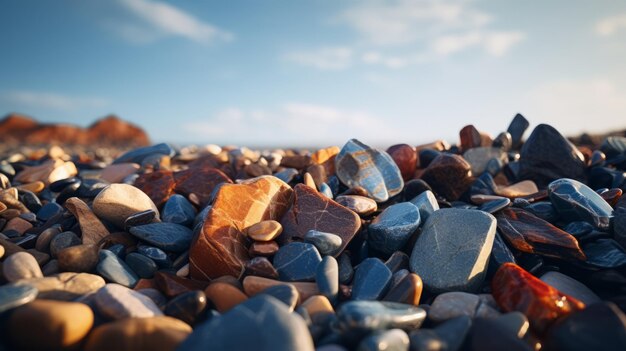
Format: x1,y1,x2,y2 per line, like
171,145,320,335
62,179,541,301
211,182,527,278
1,0,626,147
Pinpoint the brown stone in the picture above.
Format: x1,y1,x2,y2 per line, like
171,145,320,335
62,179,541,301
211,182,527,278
244,163,272,178
15,181,45,193
246,220,283,241
495,180,539,198
133,170,176,208
10,300,94,351
243,276,319,302
387,144,418,181
470,194,508,205
99,232,137,252
601,188,623,207
311,146,339,175
248,240,280,257
460,124,482,151
0,237,25,256
383,273,423,305
57,244,99,272
26,249,50,266
173,166,232,207
279,184,361,255
189,176,293,280
420,154,474,201
99,163,140,183
134,278,159,291
244,257,279,279
3,216,33,234
306,164,327,188
204,282,248,312
14,159,78,184
65,197,110,245
19,272,105,300
334,195,377,216
280,155,311,169
0,201,6,213
301,295,334,318
84,316,191,351
35,226,62,252
154,272,208,298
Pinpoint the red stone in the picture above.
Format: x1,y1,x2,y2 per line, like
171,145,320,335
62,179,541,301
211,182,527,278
154,272,208,298
600,188,623,207
133,170,176,208
173,166,232,207
189,176,293,280
248,241,279,257
386,144,418,181
420,154,474,201
496,208,586,261
459,125,482,151
492,263,585,333
279,184,361,255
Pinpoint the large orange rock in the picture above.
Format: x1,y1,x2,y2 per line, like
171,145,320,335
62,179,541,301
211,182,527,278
189,176,293,280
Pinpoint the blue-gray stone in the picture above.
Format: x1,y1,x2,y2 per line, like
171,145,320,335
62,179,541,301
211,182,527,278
488,231,516,273
129,222,193,253
193,205,211,229
316,256,339,305
496,312,529,338
258,284,299,312
478,198,510,214
352,258,392,300
113,142,175,164
369,202,420,255
540,271,601,305
357,329,409,351
463,147,507,175
162,194,196,227
506,113,530,148
0,284,38,313
108,244,126,258
409,208,497,293
320,182,333,199
563,221,595,238
615,211,626,249
274,168,299,183
177,295,314,351
582,239,626,268
548,178,614,230
137,244,172,267
600,136,626,159
273,242,322,282
164,290,207,325
124,252,158,279
50,231,81,258
338,253,354,284
486,157,503,176
304,230,342,256
524,201,560,222
408,190,439,222
36,202,63,222
335,139,404,203
335,301,426,332
433,315,473,351
469,317,533,351
96,249,139,288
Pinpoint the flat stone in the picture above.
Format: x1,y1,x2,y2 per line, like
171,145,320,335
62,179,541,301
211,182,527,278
352,258,392,300
178,295,314,351
154,271,208,298
164,290,207,325
335,139,404,202
540,271,601,305
496,312,529,338
358,329,410,351
383,273,422,305
548,178,614,230
335,301,426,332
316,255,339,305
496,180,539,198
478,197,511,214
243,276,319,301
2,251,43,282
273,242,322,282
244,256,279,279
93,183,160,229
335,195,377,216
65,197,110,245
420,154,473,201
507,113,530,149
429,292,480,323
518,124,586,187
369,202,420,255
129,222,193,253
95,283,163,319
387,144,418,181
463,147,507,175
468,317,533,351
0,284,38,313
173,166,233,207
125,252,158,278
84,316,192,351
17,272,105,300
113,142,175,164
583,239,626,268
408,190,439,222
246,220,283,241
189,176,292,280
57,244,99,272
9,300,93,351
138,245,172,268
304,230,343,256
97,249,139,288
385,251,410,273
279,184,361,255
99,162,140,183
410,209,496,293
162,194,196,227
204,281,248,312
249,240,280,257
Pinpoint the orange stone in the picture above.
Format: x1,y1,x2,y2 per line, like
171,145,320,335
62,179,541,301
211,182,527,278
189,176,293,280
15,181,45,193
301,295,334,317
99,163,140,183
243,276,318,302
204,282,248,312
173,166,232,207
383,273,423,305
65,197,110,245
133,170,176,208
246,220,283,241
496,180,539,198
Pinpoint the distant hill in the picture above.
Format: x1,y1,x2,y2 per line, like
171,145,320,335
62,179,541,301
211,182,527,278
0,114,150,146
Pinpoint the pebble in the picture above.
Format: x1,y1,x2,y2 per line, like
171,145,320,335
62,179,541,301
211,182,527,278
125,252,158,278
273,242,322,282
316,255,339,305
96,249,140,288
162,194,196,227
386,143,418,181
351,258,392,300
95,283,163,319
16,272,105,300
64,197,110,245
246,220,283,241
49,230,82,258
2,251,43,282
335,300,426,332
113,142,175,164
57,243,99,272
548,178,614,230
496,312,530,338
463,147,507,175
129,222,193,253
0,283,38,313
408,190,439,222
204,281,248,312
507,113,530,148
468,317,533,351
383,272,422,305
358,329,410,351
304,230,343,256
335,195,378,216
369,202,420,255
164,290,207,325
92,183,160,228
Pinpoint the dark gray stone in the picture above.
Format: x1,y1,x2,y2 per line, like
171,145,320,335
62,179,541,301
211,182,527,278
369,202,420,255
163,194,196,227
336,301,426,332
304,230,343,256
540,271,601,305
358,329,409,351
129,222,193,253
273,242,322,282
124,252,158,279
317,256,339,305
96,249,139,288
548,178,614,230
352,258,392,300
408,190,439,223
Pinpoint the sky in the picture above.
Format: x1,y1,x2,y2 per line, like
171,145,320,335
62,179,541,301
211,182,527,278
1,0,626,147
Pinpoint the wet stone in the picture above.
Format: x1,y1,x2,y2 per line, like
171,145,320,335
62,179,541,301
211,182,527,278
369,202,420,255
2,251,43,282
0,284,38,313
385,251,410,273
507,113,530,149
125,252,158,278
523,201,559,222
540,271,601,305
304,230,343,256
316,255,339,305
129,222,193,253
96,249,139,288
548,178,614,230
387,144,418,181
383,272,422,306
124,209,157,229
335,300,426,332
95,283,163,319
351,258,392,300
408,190,439,222
162,194,196,227
338,252,354,284
273,242,322,282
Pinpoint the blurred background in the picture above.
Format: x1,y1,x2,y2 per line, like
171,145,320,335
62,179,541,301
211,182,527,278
1,0,625,147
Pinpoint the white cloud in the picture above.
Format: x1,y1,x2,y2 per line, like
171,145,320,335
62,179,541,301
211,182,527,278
596,13,626,36
284,47,353,70
524,78,626,134
432,30,525,57
181,103,401,145
1,91,109,111
103,0,232,44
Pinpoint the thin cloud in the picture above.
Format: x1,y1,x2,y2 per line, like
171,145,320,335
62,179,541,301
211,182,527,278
284,47,353,71
596,13,626,36
1,90,109,111
432,30,525,57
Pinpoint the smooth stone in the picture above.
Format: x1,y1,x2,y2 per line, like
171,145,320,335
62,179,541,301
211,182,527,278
496,312,529,338
540,271,601,305
15,272,105,300
459,124,482,151
204,282,248,312
97,249,140,288
403,179,433,201
387,144,418,181
137,288,168,307
0,284,38,313
429,292,480,323
243,276,319,302
84,316,192,351
163,194,196,227
304,230,343,256
600,136,626,158
408,190,439,222
582,239,626,268
493,131,513,150
410,209,496,293
335,139,404,202
383,273,422,306
171,165,233,207
338,253,354,284
2,251,43,282
113,142,175,164
335,195,377,216
98,162,140,183
273,242,322,282
469,172,497,196
545,302,626,351
468,317,533,351
164,290,207,325
385,251,410,273
259,284,299,311
95,283,163,319
249,240,279,257
244,256,279,279
488,232,516,271
36,202,64,222
178,295,314,351
369,202,420,255
478,198,510,214
495,180,539,197
108,243,126,258
57,244,99,272
316,256,339,305
93,183,160,228
335,301,426,332
279,184,361,255
524,201,559,223
189,176,292,279
274,168,299,183
129,222,193,253
548,178,614,230
138,244,172,267
320,182,334,198
125,252,158,278
124,209,158,229
154,271,208,298
352,258,392,300
463,147,507,175
49,231,81,258
408,329,445,351
518,124,586,186
507,113,530,148
64,197,110,245
247,220,283,241
433,315,473,351
358,329,409,351
420,154,474,201
9,300,94,351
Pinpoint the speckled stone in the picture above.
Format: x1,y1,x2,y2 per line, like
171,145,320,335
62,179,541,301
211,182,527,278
369,202,420,255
